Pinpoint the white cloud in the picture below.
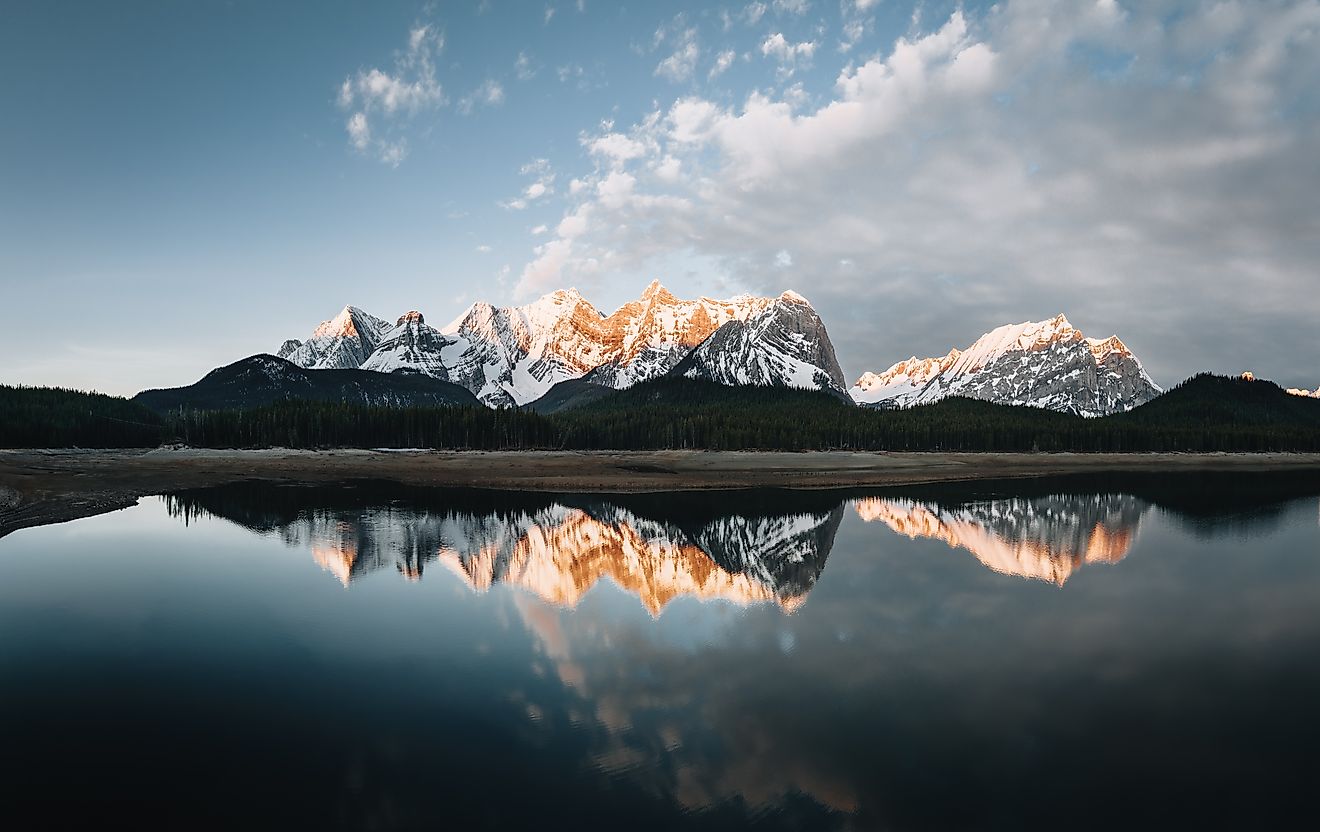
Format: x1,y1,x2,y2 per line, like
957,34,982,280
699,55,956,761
503,158,556,209
586,132,648,164
556,63,587,87
513,2,1320,383
515,51,537,81
337,22,445,164
709,49,736,79
668,98,720,144
476,244,493,253
458,79,505,114
761,32,816,63
839,18,866,53
655,27,700,82
377,141,407,167
544,5,556,25
531,224,549,235
557,206,592,238
653,155,682,181
773,0,810,14
346,112,371,150
518,238,576,296
760,32,817,78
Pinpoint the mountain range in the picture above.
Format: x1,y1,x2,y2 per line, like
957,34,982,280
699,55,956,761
256,284,1160,415
274,281,847,408
850,313,1161,417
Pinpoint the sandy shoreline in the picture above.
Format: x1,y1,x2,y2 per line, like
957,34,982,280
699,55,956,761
4,447,1320,538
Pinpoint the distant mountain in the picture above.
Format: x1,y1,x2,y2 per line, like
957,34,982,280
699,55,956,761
672,291,849,396
133,354,480,412
272,282,847,408
439,288,611,407
579,281,782,389
851,314,1160,416
359,311,455,379
1288,386,1320,399
281,306,392,370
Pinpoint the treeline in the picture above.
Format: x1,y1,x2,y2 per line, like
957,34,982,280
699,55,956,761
0,385,166,448
172,401,559,449
4,374,1319,453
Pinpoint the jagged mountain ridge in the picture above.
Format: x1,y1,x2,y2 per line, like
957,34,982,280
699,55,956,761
277,282,848,407
851,314,1161,416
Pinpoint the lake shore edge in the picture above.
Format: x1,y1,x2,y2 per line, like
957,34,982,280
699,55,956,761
5,447,1320,538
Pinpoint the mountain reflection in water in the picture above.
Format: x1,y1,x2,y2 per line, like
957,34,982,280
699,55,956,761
855,493,1149,584
164,475,1319,610
164,485,843,614
6,472,1320,829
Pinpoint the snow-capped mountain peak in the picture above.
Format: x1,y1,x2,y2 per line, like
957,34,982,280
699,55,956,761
851,314,1160,416
281,305,392,371
677,292,849,395
359,310,455,379
640,278,674,301
945,313,1080,377
1085,334,1133,362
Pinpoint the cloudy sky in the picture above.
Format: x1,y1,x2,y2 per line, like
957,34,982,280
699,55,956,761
2,0,1316,396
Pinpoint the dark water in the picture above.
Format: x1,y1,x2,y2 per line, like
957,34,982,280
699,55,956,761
2,473,1320,830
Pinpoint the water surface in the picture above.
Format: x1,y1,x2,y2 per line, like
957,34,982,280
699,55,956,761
2,473,1318,829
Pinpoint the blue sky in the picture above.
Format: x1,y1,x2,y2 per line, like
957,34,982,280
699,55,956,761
2,0,1317,395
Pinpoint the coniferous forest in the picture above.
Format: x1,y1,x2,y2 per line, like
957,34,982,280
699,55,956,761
2,374,1318,453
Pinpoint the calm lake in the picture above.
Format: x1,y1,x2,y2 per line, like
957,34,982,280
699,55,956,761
2,472,1319,829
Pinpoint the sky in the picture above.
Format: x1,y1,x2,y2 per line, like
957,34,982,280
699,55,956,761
1,0,1317,396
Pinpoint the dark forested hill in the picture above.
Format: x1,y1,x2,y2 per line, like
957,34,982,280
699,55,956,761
1116,373,1320,426
133,354,481,412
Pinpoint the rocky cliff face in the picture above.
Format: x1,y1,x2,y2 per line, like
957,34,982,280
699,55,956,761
851,314,1160,416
